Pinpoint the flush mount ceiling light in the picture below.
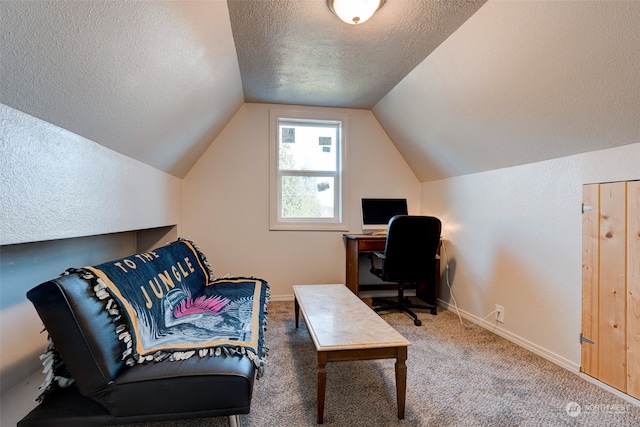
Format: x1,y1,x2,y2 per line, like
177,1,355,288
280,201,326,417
327,0,386,25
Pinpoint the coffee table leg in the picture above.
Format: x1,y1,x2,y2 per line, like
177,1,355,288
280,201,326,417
395,346,408,419
294,297,299,328
317,352,327,424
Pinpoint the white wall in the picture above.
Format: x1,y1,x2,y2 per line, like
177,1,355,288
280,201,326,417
1,104,182,245
0,105,182,393
422,143,640,371
182,103,420,298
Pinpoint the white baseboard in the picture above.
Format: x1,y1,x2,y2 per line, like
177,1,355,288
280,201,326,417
579,373,640,407
269,294,295,302
438,299,580,372
438,299,640,408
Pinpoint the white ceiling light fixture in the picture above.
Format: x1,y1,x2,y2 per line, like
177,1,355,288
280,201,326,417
327,0,386,25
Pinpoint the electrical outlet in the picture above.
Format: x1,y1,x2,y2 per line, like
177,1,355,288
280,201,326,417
495,305,504,323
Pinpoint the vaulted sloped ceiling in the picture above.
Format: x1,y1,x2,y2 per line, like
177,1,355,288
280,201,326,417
374,1,640,181
1,1,638,181
1,0,244,178
0,0,484,178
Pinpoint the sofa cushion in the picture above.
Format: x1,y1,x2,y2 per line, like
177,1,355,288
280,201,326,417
27,273,125,398
106,352,255,417
18,355,255,426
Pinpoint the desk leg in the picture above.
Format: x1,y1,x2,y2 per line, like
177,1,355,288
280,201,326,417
395,347,408,419
294,297,299,328
344,238,359,294
317,352,327,424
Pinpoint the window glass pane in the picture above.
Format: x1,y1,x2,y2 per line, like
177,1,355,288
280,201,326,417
270,109,348,231
281,176,335,218
279,123,337,172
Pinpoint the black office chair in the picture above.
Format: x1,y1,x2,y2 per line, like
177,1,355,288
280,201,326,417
368,215,441,326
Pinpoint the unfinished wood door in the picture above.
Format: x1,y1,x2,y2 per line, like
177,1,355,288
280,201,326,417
581,180,640,399
628,181,640,398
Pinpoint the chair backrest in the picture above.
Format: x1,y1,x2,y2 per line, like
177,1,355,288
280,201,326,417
380,215,442,283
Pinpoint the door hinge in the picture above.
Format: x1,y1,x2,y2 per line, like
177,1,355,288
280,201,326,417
580,332,595,345
581,204,596,213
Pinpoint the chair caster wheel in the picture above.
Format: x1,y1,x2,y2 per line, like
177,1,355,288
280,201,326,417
430,309,437,315
414,319,422,326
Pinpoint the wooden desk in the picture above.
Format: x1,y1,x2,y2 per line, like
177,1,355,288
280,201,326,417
343,234,440,305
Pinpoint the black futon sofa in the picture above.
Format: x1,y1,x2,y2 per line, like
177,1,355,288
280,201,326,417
19,239,269,427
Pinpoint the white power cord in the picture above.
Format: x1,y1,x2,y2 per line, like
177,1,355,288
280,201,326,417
440,239,499,329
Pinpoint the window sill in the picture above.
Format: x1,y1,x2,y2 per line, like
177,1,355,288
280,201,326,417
269,222,349,232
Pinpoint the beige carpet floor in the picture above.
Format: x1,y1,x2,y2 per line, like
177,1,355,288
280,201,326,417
134,300,640,427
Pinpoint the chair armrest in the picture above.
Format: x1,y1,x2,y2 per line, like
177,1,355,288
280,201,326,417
368,252,386,278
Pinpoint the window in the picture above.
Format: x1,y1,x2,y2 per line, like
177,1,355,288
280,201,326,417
270,109,349,230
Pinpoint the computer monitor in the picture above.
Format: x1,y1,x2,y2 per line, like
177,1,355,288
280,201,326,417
361,198,408,232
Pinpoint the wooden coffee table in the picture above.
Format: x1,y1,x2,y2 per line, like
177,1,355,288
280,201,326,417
293,284,411,424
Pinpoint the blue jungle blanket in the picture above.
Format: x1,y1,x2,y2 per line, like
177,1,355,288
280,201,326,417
84,239,269,375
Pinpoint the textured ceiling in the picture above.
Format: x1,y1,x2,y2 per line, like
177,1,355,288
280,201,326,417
374,1,640,181
1,1,638,183
227,0,486,109
0,0,244,178
0,0,484,177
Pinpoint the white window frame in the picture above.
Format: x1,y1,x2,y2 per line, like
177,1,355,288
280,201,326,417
270,109,349,231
